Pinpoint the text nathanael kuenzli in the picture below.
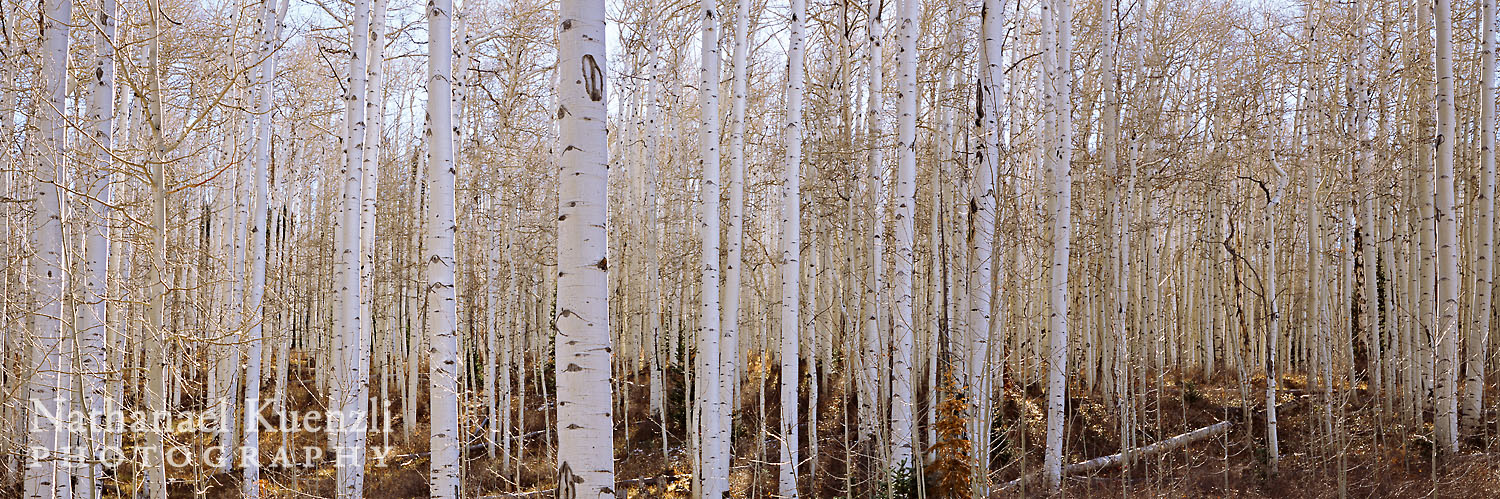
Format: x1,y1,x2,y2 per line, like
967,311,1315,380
25,397,404,469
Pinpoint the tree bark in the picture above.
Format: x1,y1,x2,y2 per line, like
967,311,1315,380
696,0,728,492
1041,0,1074,490
971,0,1005,483
26,0,72,496
554,0,617,492
1465,0,1495,436
427,0,462,495
724,0,752,444
1433,0,1460,453
244,1,288,496
335,0,372,494
79,0,117,493
781,0,806,493
890,0,918,471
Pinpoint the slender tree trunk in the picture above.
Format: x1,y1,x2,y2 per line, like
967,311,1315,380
144,4,171,495
972,0,1006,484
486,210,500,459
1415,0,1437,420
781,0,806,492
244,1,288,496
1265,161,1288,473
696,0,728,492
335,0,371,494
1465,0,1495,436
26,0,72,496
861,5,886,440
1433,0,1460,454
724,0,752,443
555,0,616,492
426,0,462,494
79,0,117,493
360,0,388,460
1041,0,1074,490
889,0,918,472
1355,0,1381,416
1102,0,1138,474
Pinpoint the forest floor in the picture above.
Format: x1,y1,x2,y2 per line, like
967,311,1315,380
73,355,1500,498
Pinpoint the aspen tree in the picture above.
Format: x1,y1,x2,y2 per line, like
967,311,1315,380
244,1,289,496
427,0,463,494
1264,157,1288,473
1355,0,1382,415
864,0,882,449
968,0,1006,487
725,0,751,429
27,0,72,496
335,0,372,494
0,14,16,475
144,3,172,496
405,145,424,446
1102,0,1138,473
697,0,729,491
105,163,131,456
555,0,617,492
1415,0,1438,419
486,203,501,459
862,0,887,445
1465,0,1495,435
926,134,943,451
888,0,917,471
1041,0,1074,490
644,12,666,426
224,53,251,472
502,231,519,470
361,0,389,458
781,0,807,491
804,207,819,483
80,0,117,493
1433,0,1459,454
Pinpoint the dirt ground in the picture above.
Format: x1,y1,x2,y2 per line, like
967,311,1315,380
70,356,1500,498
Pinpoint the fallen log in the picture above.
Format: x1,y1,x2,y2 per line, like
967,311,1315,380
995,420,1232,495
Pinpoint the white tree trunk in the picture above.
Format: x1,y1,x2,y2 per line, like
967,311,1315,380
555,0,616,493
426,0,462,495
724,0,751,445
781,0,806,492
889,0,918,471
26,0,72,496
486,207,501,459
861,0,886,446
1465,0,1495,436
643,15,666,425
244,1,288,496
79,0,117,494
1354,0,1382,417
1264,160,1288,473
1002,421,1232,493
222,86,250,477
1102,0,1137,472
360,0,387,460
502,234,519,470
696,0,728,492
1415,0,1437,420
1041,0,1074,490
970,0,1005,481
336,0,371,494
1433,0,1460,454
143,5,171,495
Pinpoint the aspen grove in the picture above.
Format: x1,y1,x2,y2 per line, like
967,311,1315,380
6,0,1500,496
